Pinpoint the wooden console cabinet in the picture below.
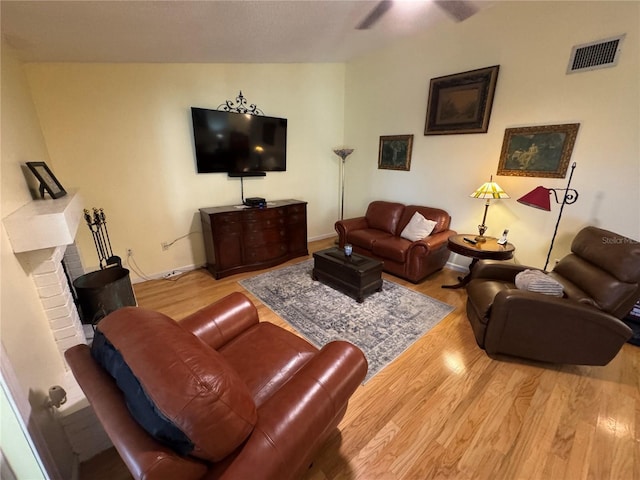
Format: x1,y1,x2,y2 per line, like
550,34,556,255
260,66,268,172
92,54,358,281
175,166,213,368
200,199,308,279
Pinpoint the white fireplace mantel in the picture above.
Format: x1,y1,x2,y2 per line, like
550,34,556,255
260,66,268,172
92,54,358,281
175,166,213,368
2,190,83,253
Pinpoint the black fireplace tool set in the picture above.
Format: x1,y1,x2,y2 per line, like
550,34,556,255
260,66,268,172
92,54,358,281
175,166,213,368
72,208,135,325
84,208,121,269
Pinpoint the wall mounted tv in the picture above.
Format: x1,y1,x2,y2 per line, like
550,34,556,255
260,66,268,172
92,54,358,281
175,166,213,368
191,107,287,175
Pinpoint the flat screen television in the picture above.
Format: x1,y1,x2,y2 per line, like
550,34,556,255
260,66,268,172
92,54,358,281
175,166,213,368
191,107,287,175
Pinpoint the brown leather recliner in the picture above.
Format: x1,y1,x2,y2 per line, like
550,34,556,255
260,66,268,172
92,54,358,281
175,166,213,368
335,200,456,283
65,292,367,480
465,226,638,365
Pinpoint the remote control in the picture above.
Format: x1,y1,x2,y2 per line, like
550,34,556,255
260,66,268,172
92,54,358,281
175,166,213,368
464,237,478,245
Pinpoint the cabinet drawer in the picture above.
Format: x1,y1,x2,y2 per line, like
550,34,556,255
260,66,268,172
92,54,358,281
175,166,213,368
245,218,285,231
213,212,242,226
287,204,306,214
287,213,305,224
216,223,242,235
244,228,286,245
243,209,283,222
245,243,288,263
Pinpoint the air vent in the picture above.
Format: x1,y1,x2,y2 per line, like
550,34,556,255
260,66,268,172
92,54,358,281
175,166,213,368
567,34,625,74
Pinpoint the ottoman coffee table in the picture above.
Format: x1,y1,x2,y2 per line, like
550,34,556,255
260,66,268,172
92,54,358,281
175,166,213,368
312,247,383,303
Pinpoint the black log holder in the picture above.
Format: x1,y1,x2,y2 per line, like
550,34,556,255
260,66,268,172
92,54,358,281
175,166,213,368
73,208,135,325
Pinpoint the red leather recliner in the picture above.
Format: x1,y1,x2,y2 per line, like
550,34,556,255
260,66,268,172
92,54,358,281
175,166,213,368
65,292,367,479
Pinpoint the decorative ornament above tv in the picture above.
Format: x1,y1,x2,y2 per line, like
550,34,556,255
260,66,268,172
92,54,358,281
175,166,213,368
217,91,264,116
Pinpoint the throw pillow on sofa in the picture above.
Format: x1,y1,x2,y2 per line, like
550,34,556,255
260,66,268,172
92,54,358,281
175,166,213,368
400,212,437,242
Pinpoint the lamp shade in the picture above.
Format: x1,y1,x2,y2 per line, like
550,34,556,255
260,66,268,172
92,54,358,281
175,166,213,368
469,176,509,199
517,186,551,211
333,148,354,161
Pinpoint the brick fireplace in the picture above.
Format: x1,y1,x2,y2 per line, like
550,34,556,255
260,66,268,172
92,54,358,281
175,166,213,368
3,191,112,461
29,242,88,357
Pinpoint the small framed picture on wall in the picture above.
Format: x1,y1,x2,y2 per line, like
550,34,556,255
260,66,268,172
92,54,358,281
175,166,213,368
378,135,413,171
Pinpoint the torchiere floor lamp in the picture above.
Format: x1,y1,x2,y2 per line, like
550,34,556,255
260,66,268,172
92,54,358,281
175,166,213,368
333,148,354,221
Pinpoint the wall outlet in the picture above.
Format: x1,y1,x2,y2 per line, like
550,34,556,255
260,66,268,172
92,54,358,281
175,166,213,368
161,242,170,251
163,270,181,279
126,248,133,257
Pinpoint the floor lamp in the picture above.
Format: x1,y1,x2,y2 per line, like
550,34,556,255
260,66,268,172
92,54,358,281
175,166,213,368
333,148,354,221
517,162,579,271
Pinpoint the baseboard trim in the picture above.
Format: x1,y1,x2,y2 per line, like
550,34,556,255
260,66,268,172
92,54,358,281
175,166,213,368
446,261,468,273
308,232,336,242
129,264,204,284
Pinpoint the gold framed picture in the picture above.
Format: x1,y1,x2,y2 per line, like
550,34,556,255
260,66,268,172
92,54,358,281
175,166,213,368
497,123,580,178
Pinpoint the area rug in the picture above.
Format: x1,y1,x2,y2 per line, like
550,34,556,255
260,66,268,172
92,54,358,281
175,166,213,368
239,260,454,382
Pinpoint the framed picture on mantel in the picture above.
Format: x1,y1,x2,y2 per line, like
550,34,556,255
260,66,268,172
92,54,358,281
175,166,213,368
26,162,67,199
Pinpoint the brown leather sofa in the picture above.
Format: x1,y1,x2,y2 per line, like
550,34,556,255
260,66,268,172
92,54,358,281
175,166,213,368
335,200,456,283
465,226,638,365
65,292,367,480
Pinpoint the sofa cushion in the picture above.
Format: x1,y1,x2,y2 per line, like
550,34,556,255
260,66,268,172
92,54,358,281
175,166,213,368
218,322,318,407
400,212,437,242
365,201,405,235
348,228,393,250
93,306,257,462
372,236,412,263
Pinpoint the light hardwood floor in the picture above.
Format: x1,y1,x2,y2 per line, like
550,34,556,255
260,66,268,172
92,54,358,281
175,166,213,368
80,237,640,480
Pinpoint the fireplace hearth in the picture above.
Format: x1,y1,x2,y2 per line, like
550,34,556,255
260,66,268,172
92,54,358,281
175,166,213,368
2,191,114,460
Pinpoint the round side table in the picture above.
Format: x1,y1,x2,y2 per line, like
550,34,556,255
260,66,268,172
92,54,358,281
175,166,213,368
443,234,515,289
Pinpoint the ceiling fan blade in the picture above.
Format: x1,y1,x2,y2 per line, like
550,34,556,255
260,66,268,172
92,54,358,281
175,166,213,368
356,0,393,30
434,0,478,22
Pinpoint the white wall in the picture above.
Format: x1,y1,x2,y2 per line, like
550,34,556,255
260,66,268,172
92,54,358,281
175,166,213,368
23,3,640,275
1,45,76,479
24,63,346,279
343,0,639,267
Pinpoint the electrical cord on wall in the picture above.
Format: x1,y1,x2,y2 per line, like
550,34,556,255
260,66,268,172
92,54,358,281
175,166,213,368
126,252,153,282
127,231,202,282
162,231,202,250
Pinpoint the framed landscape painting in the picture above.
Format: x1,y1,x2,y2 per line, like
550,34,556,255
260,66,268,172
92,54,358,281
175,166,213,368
424,65,499,135
496,123,580,178
378,135,413,171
